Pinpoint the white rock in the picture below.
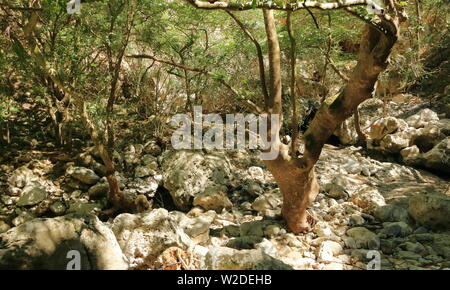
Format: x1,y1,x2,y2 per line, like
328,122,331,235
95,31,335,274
111,209,194,269
162,150,232,211
380,132,410,153
68,167,100,185
313,221,333,237
248,166,264,180
0,215,128,269
351,186,386,214
406,108,439,128
316,240,343,263
400,145,421,164
193,185,233,213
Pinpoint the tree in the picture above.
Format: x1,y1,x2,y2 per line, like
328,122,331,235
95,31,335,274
1,0,147,216
184,0,401,233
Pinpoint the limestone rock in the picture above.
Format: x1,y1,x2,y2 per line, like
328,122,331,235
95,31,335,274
88,183,109,199
0,221,10,234
422,137,450,174
162,150,232,211
380,222,413,238
316,241,343,263
111,209,194,269
68,167,100,185
323,183,349,199
368,117,407,140
400,145,421,164
406,108,439,129
374,204,411,223
0,214,128,270
204,247,292,270
380,132,410,153
193,185,232,213
49,201,67,216
346,227,380,249
7,167,38,189
251,192,282,213
408,192,450,230
16,183,47,206
351,186,386,214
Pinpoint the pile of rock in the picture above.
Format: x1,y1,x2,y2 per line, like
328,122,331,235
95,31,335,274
335,100,450,174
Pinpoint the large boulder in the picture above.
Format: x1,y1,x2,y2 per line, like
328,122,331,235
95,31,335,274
0,214,128,270
345,227,380,249
7,166,38,189
379,131,410,153
67,167,100,185
351,186,386,214
400,145,421,164
204,247,292,270
408,192,450,230
368,117,407,141
16,182,47,206
162,150,232,211
406,108,439,129
333,98,384,145
192,185,232,213
111,209,194,269
412,121,449,152
421,137,450,174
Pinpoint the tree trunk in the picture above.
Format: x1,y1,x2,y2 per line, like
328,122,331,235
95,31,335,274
261,8,398,233
286,11,299,156
261,9,318,232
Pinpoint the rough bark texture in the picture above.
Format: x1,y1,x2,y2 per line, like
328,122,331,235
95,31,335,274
262,7,398,233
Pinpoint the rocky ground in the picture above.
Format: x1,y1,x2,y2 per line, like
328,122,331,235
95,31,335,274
0,98,449,270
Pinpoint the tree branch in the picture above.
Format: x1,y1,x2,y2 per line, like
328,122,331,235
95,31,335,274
323,53,349,82
226,11,270,105
126,54,263,113
0,3,43,11
185,1,396,37
185,0,382,12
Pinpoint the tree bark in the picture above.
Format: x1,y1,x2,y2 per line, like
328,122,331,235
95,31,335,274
261,9,317,233
286,11,299,156
261,8,398,233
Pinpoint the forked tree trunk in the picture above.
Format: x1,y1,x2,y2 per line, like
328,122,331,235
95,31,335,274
262,9,399,233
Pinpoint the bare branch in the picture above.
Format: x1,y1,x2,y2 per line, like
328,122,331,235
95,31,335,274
323,53,349,82
302,0,320,29
185,0,381,12
185,1,397,37
226,11,270,104
126,54,263,113
0,3,43,11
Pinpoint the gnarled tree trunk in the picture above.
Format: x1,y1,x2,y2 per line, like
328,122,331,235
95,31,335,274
262,8,399,233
